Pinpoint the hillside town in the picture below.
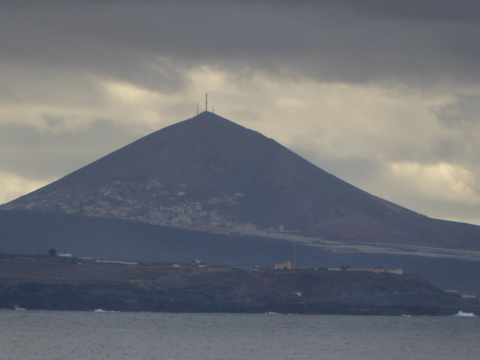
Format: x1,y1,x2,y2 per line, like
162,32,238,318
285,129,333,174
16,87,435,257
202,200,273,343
4,177,261,234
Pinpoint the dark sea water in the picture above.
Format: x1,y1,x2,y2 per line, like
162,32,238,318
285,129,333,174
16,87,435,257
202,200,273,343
1,310,479,360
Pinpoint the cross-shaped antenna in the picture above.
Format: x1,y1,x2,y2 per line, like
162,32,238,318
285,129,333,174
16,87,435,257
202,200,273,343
205,93,208,112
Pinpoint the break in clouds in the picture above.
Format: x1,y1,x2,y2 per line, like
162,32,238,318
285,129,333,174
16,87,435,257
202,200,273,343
1,0,480,224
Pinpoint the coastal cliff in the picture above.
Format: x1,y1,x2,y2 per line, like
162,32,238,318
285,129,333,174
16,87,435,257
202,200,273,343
0,256,478,315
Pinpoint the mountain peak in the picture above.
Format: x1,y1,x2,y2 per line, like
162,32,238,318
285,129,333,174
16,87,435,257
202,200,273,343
185,110,231,123
4,112,480,248
165,111,259,144
171,111,220,127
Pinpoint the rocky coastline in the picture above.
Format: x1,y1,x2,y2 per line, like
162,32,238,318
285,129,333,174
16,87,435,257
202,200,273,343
0,256,478,316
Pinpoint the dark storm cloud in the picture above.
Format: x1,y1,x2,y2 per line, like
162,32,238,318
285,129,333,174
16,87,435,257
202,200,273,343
1,0,480,89
342,0,480,22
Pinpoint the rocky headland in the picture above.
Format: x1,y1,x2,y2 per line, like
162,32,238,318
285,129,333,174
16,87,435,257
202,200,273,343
0,255,478,316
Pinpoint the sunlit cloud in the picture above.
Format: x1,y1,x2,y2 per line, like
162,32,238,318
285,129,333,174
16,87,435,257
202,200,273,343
0,172,52,205
390,161,480,204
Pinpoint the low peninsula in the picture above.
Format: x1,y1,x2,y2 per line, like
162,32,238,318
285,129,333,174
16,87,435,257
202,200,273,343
0,255,478,316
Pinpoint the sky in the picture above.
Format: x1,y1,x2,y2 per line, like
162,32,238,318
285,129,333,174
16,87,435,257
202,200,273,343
1,0,480,225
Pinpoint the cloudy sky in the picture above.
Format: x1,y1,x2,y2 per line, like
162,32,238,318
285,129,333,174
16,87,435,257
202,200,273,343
1,0,480,225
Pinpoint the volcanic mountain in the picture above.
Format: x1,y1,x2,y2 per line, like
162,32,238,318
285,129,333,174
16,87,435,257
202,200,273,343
3,111,480,249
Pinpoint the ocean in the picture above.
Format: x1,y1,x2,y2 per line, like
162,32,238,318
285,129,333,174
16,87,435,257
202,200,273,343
1,310,479,360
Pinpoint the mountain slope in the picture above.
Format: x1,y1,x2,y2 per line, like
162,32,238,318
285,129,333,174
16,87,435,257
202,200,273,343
3,111,480,248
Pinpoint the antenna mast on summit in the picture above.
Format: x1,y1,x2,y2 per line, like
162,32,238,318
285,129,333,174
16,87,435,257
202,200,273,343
205,93,208,112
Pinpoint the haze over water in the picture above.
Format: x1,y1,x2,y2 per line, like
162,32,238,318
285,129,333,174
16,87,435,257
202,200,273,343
2,310,479,360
